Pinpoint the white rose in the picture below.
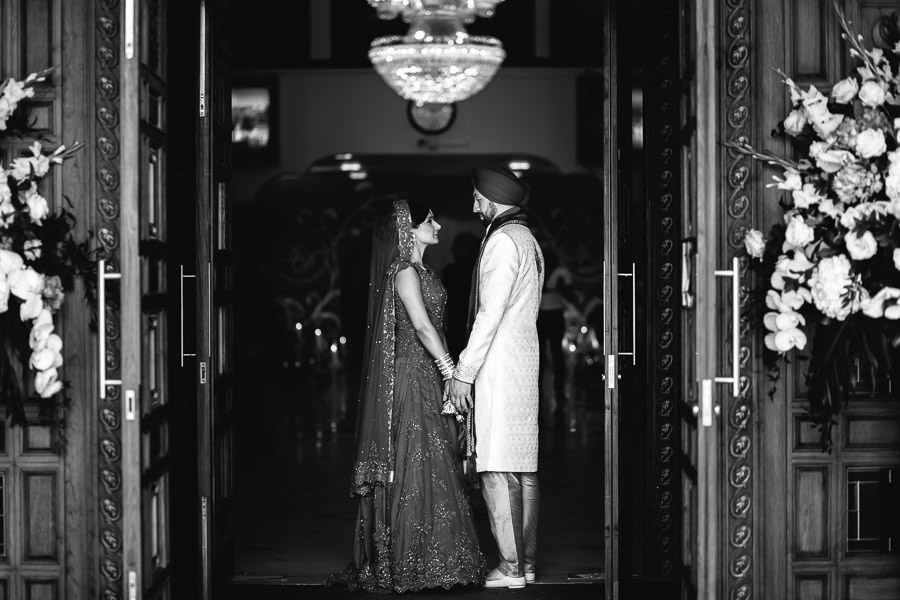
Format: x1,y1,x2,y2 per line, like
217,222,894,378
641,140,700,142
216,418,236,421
830,76,859,103
858,80,887,107
744,229,765,259
855,128,887,158
845,230,878,260
814,148,854,173
9,267,44,300
783,109,807,136
784,215,815,248
9,267,44,299
0,249,23,274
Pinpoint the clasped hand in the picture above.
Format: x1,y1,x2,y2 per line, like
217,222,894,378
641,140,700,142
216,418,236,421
444,378,474,414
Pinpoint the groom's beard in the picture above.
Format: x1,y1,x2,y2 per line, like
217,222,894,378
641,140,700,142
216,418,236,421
478,202,497,227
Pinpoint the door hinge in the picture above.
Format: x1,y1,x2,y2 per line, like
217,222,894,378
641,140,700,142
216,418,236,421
200,361,208,385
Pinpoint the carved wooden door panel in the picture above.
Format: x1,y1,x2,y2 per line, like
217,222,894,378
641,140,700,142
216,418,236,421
196,0,235,597
115,0,175,597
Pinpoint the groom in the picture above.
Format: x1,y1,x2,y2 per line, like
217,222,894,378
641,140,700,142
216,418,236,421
448,165,543,589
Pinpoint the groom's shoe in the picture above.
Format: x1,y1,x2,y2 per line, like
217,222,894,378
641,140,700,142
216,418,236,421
484,568,526,589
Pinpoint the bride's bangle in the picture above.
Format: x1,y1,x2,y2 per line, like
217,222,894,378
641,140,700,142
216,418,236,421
434,353,455,380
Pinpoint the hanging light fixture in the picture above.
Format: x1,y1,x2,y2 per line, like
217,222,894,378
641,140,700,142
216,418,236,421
367,0,506,105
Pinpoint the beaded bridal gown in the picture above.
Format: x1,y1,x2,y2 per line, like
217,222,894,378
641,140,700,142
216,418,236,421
329,261,485,593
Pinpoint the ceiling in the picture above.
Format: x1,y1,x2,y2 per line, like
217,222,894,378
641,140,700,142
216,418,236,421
229,0,604,70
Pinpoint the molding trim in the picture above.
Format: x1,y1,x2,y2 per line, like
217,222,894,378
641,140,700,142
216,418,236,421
95,0,124,598
722,1,754,599
648,0,681,579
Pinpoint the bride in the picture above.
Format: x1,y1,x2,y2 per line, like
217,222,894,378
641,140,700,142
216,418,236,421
329,197,485,593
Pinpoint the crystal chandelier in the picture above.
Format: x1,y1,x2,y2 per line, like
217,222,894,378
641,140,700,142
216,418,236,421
367,0,506,105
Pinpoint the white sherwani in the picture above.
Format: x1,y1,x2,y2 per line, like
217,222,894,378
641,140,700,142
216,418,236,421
456,223,543,473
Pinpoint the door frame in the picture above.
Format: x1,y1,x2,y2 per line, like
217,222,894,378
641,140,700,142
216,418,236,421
601,1,621,598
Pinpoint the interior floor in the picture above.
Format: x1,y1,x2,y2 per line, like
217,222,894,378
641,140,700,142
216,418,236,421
233,360,604,586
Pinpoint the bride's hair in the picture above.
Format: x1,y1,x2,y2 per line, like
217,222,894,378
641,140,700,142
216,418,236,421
405,196,430,227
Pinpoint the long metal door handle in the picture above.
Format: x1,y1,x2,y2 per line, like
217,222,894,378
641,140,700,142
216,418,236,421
713,256,740,398
617,263,636,365
181,265,197,367
682,239,694,309
607,354,616,390
700,378,713,426
98,259,122,399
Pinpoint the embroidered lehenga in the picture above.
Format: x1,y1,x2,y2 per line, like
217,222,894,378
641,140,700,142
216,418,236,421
329,199,485,594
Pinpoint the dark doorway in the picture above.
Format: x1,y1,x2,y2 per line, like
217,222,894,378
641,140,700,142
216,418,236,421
216,0,681,598
229,155,606,583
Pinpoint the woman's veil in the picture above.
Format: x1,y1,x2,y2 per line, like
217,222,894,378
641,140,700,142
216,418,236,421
350,198,414,495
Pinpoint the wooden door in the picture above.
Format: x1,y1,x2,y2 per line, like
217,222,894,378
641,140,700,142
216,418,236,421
116,0,176,597
755,2,900,598
196,0,235,596
680,0,726,598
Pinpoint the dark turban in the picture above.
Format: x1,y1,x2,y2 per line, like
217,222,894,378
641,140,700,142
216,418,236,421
471,165,530,207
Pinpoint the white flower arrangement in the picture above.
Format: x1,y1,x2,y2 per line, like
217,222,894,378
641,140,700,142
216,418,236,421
728,4,900,448
1,68,90,427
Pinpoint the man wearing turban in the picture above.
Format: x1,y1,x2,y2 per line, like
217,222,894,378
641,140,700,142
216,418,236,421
447,165,544,589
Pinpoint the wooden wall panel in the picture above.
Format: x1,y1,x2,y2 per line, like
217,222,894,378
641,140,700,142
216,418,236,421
792,0,827,80
845,575,900,600
846,417,900,450
795,415,824,450
23,579,56,600
0,0,85,596
794,467,829,558
22,472,58,561
796,575,830,600
21,0,51,75
787,0,841,89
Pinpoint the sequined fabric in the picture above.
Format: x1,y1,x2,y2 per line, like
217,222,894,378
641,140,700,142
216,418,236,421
330,262,486,593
